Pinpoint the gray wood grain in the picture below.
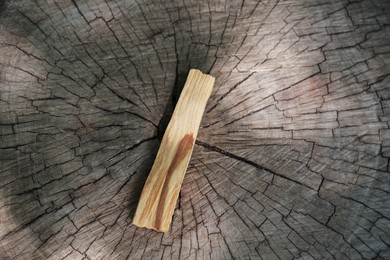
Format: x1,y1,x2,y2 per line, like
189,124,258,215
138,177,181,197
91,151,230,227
1,0,389,259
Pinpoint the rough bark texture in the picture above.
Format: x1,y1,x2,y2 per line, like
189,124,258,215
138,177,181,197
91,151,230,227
1,0,390,259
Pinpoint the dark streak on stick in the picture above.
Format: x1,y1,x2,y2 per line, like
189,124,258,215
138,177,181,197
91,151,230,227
155,133,194,230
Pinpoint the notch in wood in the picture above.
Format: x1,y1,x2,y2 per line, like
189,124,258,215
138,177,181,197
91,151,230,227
132,69,215,232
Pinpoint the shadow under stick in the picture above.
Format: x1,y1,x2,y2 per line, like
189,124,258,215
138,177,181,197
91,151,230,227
132,69,215,232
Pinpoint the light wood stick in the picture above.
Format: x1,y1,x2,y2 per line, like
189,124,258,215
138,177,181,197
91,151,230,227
132,69,215,232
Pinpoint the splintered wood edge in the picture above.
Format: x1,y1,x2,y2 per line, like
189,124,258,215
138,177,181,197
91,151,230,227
132,69,215,232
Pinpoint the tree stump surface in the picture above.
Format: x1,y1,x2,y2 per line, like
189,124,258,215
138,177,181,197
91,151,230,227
1,0,390,259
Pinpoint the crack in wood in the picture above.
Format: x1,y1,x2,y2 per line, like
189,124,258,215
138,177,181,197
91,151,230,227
1,0,390,258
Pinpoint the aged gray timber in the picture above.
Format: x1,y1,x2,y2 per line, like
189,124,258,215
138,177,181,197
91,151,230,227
1,0,390,259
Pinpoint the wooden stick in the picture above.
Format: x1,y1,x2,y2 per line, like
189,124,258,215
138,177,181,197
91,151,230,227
132,69,215,232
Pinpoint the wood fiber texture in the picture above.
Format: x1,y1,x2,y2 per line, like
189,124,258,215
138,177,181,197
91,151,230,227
132,69,214,232
1,0,390,259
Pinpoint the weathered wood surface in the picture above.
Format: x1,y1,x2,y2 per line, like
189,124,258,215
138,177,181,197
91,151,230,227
0,0,390,259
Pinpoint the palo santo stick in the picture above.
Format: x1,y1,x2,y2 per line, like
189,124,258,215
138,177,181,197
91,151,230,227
132,69,215,232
